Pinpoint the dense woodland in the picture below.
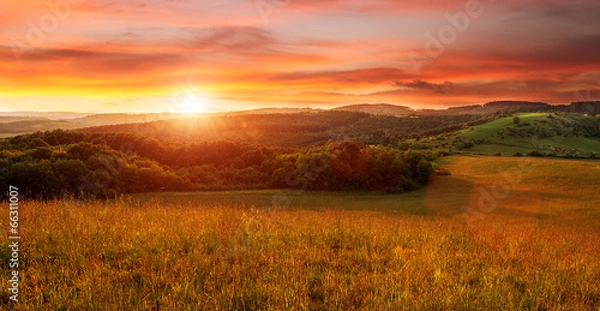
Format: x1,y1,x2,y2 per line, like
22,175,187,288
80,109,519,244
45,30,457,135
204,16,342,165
0,136,433,199
0,111,451,199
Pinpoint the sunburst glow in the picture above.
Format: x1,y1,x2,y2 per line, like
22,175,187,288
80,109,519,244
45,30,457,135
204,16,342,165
179,93,210,114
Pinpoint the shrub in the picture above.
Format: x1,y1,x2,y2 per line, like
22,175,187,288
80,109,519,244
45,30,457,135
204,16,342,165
526,150,544,157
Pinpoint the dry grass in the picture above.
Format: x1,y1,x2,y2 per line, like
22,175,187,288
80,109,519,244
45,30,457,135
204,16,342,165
1,202,598,310
1,156,600,310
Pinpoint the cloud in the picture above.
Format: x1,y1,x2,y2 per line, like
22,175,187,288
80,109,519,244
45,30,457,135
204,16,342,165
1,0,599,111
395,80,454,94
270,67,409,84
188,26,275,54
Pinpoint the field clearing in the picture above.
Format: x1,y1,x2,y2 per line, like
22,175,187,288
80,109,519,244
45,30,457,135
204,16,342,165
2,157,600,310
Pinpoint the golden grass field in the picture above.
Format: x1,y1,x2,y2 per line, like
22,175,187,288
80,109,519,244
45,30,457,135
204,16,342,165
2,156,600,310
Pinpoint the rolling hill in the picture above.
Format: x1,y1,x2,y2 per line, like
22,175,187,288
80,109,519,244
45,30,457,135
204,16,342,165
333,103,413,116
0,113,191,137
399,113,600,158
2,101,599,137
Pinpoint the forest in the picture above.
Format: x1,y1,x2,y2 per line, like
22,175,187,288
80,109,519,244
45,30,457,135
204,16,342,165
0,111,445,199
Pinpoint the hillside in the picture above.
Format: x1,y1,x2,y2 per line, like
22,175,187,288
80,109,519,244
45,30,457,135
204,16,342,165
420,101,553,115
333,103,413,116
482,100,551,111
2,101,598,137
333,101,596,117
0,111,89,119
0,113,189,137
78,111,495,147
398,113,600,158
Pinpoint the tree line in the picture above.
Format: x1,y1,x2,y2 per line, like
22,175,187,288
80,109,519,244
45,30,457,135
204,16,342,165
0,130,434,199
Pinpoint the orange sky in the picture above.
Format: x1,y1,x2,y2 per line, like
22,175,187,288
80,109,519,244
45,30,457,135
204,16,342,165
1,0,599,113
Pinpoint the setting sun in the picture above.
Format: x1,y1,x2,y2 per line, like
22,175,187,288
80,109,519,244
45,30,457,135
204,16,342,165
179,93,210,114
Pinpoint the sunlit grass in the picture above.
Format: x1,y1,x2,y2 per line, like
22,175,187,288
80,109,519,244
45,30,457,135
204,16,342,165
3,205,599,309
2,156,599,310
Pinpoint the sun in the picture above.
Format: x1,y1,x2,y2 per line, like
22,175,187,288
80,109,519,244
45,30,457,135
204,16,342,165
179,93,210,114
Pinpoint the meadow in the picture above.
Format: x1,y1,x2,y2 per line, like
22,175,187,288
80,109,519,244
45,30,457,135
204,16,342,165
2,156,600,310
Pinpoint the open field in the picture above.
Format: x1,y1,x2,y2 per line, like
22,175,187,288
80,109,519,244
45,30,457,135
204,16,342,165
2,156,600,310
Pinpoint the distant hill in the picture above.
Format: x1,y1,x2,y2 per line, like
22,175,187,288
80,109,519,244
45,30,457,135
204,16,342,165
225,107,320,115
0,113,189,136
569,101,600,115
333,104,413,116
77,111,496,148
2,101,597,137
446,105,483,113
71,113,184,125
417,101,553,115
417,106,484,115
483,101,551,111
0,111,90,120
0,119,73,134
335,101,559,116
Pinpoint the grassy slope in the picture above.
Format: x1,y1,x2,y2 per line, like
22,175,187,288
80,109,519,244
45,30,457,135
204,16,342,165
2,157,599,310
462,113,547,140
460,113,600,156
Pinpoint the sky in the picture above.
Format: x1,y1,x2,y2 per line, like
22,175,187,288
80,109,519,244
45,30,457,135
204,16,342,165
1,0,599,113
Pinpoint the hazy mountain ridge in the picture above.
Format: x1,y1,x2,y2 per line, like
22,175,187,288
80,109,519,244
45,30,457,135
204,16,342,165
0,111,90,120
1,101,598,137
0,113,190,137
